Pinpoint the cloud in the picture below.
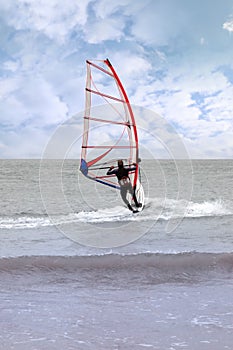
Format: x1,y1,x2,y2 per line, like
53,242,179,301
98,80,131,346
130,64,233,156
83,17,125,44
0,126,50,158
130,2,187,46
223,19,233,33
0,74,69,141
3,0,92,44
82,0,149,44
184,131,233,158
200,37,205,46
0,0,233,158
109,51,152,83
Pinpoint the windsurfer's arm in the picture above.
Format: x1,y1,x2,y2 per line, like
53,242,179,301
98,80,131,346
106,166,116,175
125,163,137,171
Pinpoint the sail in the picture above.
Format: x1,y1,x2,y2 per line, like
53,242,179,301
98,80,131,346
80,59,140,191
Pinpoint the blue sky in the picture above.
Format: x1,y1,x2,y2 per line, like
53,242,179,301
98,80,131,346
0,0,233,158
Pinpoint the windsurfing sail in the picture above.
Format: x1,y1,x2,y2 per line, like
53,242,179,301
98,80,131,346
80,58,144,206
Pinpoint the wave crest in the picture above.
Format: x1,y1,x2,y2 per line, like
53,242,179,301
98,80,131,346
0,198,232,229
1,252,233,276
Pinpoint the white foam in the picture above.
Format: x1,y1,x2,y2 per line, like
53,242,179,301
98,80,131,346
0,207,135,229
75,206,130,223
147,197,232,220
0,198,232,229
0,216,53,229
187,199,232,217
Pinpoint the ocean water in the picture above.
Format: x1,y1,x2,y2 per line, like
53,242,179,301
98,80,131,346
1,159,233,349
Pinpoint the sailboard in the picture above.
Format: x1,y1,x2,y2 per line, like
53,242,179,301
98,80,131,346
80,58,144,211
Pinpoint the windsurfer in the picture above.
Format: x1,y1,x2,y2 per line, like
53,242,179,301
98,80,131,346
107,160,142,213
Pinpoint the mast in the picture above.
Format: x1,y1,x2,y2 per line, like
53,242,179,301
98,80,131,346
104,58,139,189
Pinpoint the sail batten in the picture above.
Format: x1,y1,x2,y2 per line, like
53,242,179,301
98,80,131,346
86,60,114,77
82,145,136,149
86,88,125,103
84,116,133,126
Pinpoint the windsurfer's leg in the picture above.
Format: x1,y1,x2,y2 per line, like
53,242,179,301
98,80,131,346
120,187,134,211
129,184,141,207
120,187,129,205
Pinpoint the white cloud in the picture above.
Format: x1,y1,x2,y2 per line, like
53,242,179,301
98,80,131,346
4,0,92,44
184,131,233,158
0,127,52,158
129,0,188,46
110,51,152,81
0,0,233,158
83,0,153,44
129,64,233,158
83,17,125,44
155,50,167,62
0,75,68,128
93,0,150,18
200,37,205,45
223,19,233,33
3,60,20,72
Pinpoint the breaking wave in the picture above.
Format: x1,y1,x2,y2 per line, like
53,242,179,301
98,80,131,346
1,252,233,285
0,198,232,229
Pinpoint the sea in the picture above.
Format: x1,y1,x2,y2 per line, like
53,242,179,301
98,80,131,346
0,159,233,350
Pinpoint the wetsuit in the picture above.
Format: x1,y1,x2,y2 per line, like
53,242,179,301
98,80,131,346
107,165,140,210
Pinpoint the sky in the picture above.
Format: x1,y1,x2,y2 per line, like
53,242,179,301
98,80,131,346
0,0,233,158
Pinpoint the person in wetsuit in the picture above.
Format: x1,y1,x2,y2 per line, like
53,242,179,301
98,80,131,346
107,160,142,212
